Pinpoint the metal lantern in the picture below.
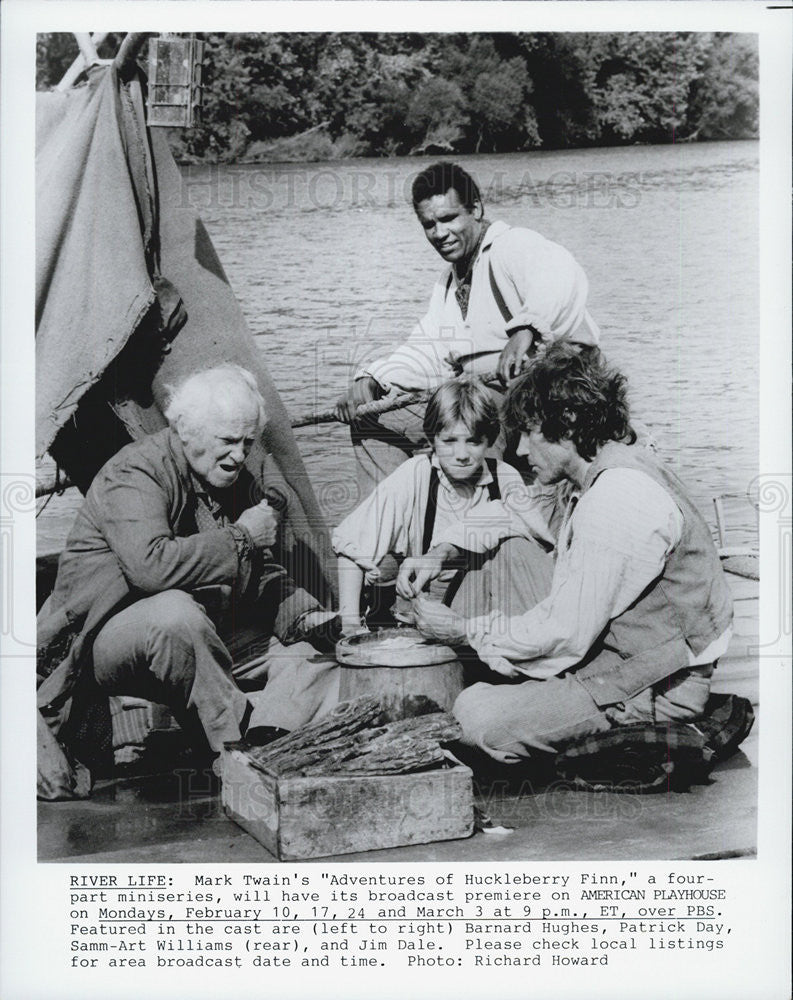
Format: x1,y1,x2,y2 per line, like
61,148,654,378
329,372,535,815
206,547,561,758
147,34,205,127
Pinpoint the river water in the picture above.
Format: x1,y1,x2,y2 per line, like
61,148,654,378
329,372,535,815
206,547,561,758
39,141,759,551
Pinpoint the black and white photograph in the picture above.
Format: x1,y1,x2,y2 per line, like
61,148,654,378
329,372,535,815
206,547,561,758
1,2,790,999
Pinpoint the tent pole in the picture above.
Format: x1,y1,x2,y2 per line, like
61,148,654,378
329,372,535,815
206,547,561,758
73,33,100,68
34,375,503,498
113,33,153,74
55,32,109,91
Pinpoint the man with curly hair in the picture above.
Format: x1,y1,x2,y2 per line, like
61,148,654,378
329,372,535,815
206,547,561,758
398,345,734,762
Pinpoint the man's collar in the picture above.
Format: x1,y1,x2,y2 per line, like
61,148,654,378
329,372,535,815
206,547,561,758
581,441,620,493
448,219,509,279
430,453,494,490
167,427,191,481
166,428,220,504
455,220,491,281
480,219,509,250
189,470,213,503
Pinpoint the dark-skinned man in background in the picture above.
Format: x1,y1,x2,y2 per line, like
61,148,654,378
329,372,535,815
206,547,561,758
335,161,600,496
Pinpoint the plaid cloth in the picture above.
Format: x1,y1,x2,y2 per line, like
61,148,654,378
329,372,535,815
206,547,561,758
554,693,755,793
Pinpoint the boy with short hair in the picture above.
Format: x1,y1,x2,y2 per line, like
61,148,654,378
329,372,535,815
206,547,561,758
333,377,553,634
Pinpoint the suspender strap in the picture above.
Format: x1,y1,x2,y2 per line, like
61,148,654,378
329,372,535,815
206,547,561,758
485,457,501,501
488,259,513,323
446,246,514,328
423,461,500,554
422,466,441,554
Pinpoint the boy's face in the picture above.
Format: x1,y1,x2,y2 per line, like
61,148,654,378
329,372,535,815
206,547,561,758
433,421,489,484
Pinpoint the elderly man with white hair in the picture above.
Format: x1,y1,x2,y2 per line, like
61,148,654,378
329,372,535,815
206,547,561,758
37,365,340,780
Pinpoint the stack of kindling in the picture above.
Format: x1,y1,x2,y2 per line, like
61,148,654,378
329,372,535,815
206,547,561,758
235,697,462,778
221,698,473,858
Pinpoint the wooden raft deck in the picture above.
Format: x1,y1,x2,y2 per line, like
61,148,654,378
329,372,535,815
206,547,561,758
37,571,758,864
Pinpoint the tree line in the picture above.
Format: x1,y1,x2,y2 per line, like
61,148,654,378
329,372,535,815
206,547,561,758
37,32,759,162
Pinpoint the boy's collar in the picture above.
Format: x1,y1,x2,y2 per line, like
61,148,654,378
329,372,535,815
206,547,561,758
430,452,494,489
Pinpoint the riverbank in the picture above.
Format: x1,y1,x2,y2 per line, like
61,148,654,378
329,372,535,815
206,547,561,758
39,32,758,165
182,132,759,168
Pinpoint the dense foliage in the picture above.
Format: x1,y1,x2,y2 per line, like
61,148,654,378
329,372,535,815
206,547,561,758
37,32,759,161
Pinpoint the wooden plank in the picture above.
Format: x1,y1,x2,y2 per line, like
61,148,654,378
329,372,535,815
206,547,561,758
278,768,473,860
41,732,756,864
222,752,280,857
721,554,759,580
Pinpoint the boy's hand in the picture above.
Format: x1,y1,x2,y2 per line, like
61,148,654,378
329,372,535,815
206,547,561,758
412,597,468,646
352,556,383,586
396,543,459,598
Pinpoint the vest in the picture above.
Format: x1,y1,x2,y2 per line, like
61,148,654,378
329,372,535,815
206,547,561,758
572,442,734,706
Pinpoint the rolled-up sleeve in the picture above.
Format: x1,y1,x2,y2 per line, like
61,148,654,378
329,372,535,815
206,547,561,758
332,460,421,565
362,277,458,391
490,228,599,346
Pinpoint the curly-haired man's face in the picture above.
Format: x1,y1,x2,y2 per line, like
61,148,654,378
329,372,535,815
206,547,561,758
517,426,579,486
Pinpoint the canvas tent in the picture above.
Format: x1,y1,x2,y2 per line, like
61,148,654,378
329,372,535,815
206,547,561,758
36,60,333,601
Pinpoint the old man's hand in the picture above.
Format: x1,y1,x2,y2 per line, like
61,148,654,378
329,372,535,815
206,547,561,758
412,596,468,646
235,500,279,548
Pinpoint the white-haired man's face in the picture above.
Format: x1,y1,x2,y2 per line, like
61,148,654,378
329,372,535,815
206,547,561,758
178,394,260,489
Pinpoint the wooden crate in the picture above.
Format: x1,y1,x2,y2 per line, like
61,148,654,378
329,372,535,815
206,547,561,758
221,748,474,860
